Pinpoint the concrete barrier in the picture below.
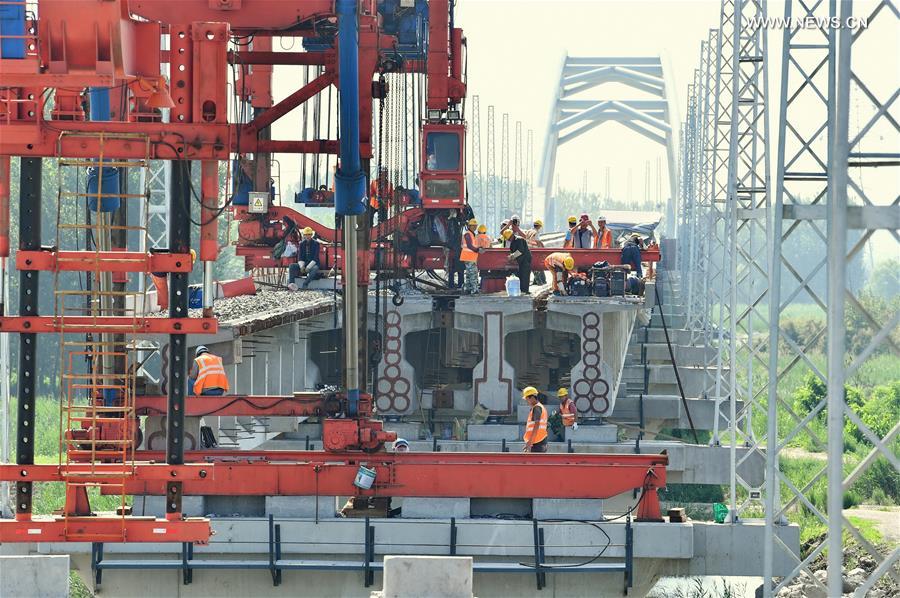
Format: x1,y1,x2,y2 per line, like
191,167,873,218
0,555,69,598
377,555,473,598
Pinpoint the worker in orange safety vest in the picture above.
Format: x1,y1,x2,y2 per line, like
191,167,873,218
189,345,230,396
557,387,578,429
522,386,548,453
460,218,480,294
594,216,613,249
543,252,576,296
368,167,393,226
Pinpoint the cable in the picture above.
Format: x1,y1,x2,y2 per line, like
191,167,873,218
136,395,327,418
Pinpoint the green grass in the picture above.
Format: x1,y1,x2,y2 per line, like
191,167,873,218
846,515,884,545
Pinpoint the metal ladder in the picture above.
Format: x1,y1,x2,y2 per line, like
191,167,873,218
53,132,152,540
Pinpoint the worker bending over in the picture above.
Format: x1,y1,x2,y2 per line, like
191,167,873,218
460,218,480,294
522,386,549,453
543,251,575,296
289,227,320,289
502,229,532,294
189,345,230,396
594,216,612,249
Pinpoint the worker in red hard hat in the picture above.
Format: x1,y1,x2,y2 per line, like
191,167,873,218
189,345,229,396
522,386,549,453
571,213,595,249
543,252,576,296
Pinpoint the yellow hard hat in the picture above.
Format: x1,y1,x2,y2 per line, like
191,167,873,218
563,256,575,270
501,229,513,240
467,218,478,226
522,386,539,398
567,215,577,224
477,224,487,233
534,219,543,227
557,387,569,398
302,226,314,236
190,249,197,264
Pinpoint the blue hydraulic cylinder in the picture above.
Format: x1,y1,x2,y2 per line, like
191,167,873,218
86,87,122,212
333,0,366,217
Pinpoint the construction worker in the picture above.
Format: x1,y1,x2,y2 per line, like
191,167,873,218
368,168,393,226
563,216,578,248
595,216,613,249
543,251,576,296
621,233,643,278
572,213,596,248
393,438,410,453
475,224,492,250
502,228,531,294
289,227,320,289
525,220,546,285
557,387,578,431
189,345,229,396
460,218,480,294
522,386,549,453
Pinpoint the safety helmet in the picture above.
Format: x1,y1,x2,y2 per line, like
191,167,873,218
477,224,487,233
563,256,575,270
467,218,478,226
597,216,607,222
579,213,589,222
511,214,521,222
302,226,315,236
190,249,197,264
501,229,514,240
567,215,577,225
534,219,543,227
557,387,569,398
393,438,410,451
195,345,209,357
522,386,539,399
632,233,641,240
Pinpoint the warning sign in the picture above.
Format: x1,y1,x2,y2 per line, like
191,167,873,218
248,191,269,214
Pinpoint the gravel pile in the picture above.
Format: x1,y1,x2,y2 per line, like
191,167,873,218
775,536,897,598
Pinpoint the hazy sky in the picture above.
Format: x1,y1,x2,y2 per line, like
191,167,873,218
270,0,898,232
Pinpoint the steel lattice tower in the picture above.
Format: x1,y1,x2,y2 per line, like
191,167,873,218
524,128,534,223
485,105,497,233
514,120,522,217
469,95,482,219
500,112,510,221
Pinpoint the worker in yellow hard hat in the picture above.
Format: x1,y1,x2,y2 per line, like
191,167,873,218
460,218,480,294
525,219,546,285
289,226,321,290
557,387,578,432
543,252,576,296
522,386,548,453
563,216,578,248
475,224,492,249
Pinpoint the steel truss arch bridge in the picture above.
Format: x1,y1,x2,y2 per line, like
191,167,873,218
537,55,680,231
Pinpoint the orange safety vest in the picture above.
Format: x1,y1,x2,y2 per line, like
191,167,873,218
524,402,548,444
475,233,492,249
560,398,577,427
543,252,571,271
460,230,479,262
369,179,393,209
193,353,229,395
596,228,612,249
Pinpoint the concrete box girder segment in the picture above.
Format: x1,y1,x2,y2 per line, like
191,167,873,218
537,56,680,230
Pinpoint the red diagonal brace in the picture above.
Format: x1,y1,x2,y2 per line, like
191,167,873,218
242,71,335,136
